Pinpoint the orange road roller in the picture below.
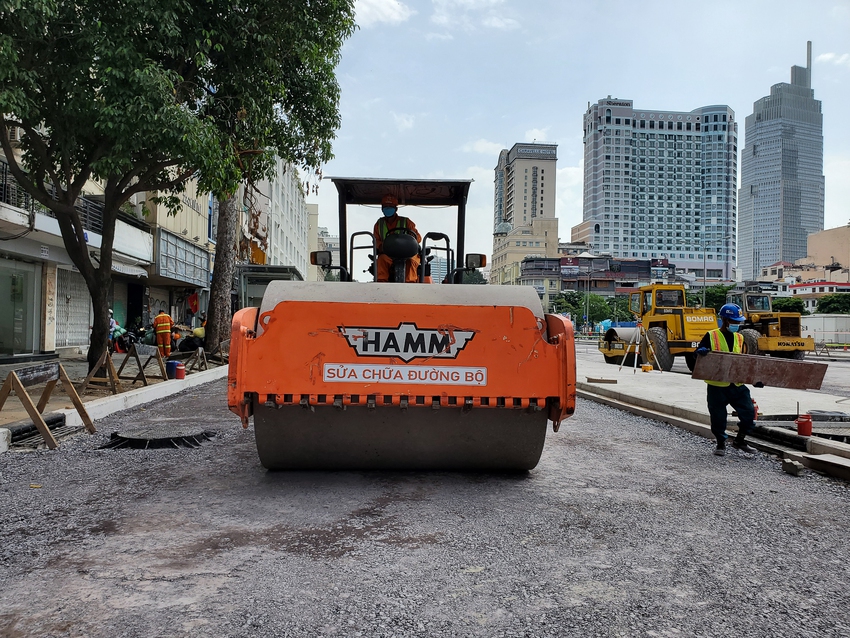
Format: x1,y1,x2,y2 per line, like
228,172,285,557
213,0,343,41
228,178,576,470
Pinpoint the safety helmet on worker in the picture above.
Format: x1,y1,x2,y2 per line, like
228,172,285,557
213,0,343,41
381,194,398,208
718,303,745,323
108,308,113,315
381,194,399,217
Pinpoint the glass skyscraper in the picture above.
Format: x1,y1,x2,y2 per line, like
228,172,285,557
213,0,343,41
738,42,824,280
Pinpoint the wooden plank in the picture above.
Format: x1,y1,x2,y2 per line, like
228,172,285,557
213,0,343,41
77,350,108,395
36,379,59,413
10,371,58,449
15,362,60,388
691,351,827,390
117,344,149,386
59,365,96,434
0,375,13,412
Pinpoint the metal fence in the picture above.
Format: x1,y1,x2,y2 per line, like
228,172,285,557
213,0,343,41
0,158,104,234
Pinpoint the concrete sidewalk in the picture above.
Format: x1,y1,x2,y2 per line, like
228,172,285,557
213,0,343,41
575,348,850,421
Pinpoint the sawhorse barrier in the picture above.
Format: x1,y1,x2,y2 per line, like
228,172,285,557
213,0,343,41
78,349,124,396
0,362,95,449
116,343,168,385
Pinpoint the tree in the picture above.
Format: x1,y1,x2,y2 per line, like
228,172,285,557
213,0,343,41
816,293,850,314
607,295,632,322
551,290,583,317
462,270,486,284
772,296,808,315
687,284,735,312
585,294,611,324
0,0,356,368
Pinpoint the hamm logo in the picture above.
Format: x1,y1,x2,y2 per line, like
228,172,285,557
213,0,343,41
339,323,475,363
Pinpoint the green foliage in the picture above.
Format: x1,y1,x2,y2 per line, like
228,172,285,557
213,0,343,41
550,290,583,317
606,295,632,322
323,270,340,282
0,0,357,201
772,296,808,315
462,269,486,284
815,293,850,314
0,0,355,369
687,284,735,311
550,291,610,323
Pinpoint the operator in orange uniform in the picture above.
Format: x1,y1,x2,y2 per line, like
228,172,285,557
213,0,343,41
152,309,174,357
373,194,421,283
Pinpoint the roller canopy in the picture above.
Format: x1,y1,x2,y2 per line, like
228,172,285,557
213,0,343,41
330,177,472,207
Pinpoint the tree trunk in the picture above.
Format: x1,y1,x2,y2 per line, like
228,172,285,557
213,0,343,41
86,270,112,371
206,194,240,352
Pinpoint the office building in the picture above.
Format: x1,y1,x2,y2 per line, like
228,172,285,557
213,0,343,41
574,97,738,281
491,142,560,285
738,42,824,280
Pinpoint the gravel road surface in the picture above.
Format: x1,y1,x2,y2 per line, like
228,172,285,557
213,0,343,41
1,379,848,637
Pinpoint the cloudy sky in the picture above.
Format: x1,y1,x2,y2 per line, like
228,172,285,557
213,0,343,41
307,0,850,266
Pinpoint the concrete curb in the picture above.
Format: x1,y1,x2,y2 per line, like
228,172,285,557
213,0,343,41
0,365,228,452
577,381,710,425
63,365,229,428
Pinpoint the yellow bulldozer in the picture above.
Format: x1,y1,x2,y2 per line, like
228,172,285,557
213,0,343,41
227,177,577,471
598,283,717,371
726,289,814,360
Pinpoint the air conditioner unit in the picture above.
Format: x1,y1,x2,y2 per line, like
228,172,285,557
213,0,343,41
8,127,20,142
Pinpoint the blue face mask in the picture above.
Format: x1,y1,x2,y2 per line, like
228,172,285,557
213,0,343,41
728,324,740,332
382,206,397,217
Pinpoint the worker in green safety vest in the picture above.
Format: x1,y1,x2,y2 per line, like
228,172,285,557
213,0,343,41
694,303,764,457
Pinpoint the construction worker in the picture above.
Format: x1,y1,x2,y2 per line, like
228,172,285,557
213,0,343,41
153,309,174,358
373,194,421,283
107,309,118,351
695,303,763,457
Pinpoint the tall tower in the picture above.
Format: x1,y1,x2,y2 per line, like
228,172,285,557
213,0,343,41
490,142,559,285
738,42,824,279
574,97,738,279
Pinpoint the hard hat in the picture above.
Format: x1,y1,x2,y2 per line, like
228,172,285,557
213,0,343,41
108,308,113,315
718,303,745,322
381,194,398,208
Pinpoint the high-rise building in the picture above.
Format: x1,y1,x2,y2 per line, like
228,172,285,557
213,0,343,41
574,97,738,281
738,42,824,280
263,158,309,277
491,142,559,285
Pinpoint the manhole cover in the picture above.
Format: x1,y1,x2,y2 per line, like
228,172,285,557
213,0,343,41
101,425,215,450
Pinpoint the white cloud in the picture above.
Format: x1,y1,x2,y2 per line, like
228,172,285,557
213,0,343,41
524,128,550,142
461,139,504,155
391,111,415,131
483,15,518,30
425,32,454,41
356,0,415,27
816,52,850,68
430,0,516,31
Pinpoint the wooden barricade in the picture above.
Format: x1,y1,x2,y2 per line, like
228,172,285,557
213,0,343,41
183,347,209,372
208,339,230,365
77,349,124,396
116,343,168,386
0,362,96,449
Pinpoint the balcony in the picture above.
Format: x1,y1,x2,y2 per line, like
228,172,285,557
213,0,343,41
1,158,104,234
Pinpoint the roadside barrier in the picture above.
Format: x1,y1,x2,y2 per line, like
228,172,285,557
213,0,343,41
0,362,95,449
